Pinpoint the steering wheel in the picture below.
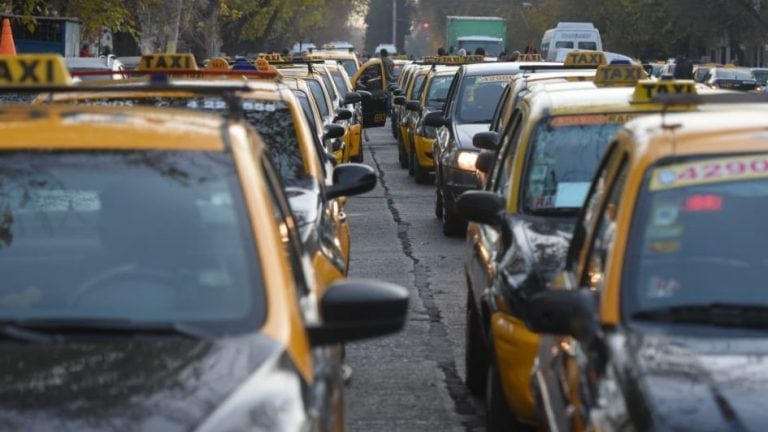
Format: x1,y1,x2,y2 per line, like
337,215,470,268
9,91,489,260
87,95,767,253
68,265,179,310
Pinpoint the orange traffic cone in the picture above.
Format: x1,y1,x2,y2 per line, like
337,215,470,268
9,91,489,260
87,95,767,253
0,18,17,55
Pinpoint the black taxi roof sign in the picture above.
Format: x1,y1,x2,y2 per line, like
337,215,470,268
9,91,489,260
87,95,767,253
594,64,647,87
564,51,607,68
138,53,198,71
0,54,72,86
632,79,698,103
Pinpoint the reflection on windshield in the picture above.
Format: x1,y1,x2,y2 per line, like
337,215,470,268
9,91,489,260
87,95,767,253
625,168,768,316
54,97,311,188
523,117,620,212
0,151,264,331
456,75,509,124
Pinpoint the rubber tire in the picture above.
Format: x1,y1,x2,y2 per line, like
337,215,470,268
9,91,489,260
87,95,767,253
351,150,364,163
441,187,466,236
412,149,430,184
435,186,443,218
486,363,519,432
465,292,488,396
397,136,408,169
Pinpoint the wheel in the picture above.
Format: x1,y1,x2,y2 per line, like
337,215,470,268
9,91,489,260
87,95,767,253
435,187,443,218
465,292,488,396
412,149,431,184
398,135,408,169
441,187,466,236
486,362,519,432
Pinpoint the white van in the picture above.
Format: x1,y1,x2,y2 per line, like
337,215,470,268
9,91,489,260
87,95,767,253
540,22,602,61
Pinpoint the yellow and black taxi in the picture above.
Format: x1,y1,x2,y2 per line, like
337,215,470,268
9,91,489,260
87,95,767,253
321,60,365,162
525,105,768,432
424,61,525,235
0,54,409,430
350,56,392,128
47,54,370,292
390,62,424,153
406,63,460,184
454,71,705,431
305,49,360,78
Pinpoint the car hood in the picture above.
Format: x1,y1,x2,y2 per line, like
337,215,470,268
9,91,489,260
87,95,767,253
0,335,284,431
516,214,575,283
454,123,490,149
624,331,768,431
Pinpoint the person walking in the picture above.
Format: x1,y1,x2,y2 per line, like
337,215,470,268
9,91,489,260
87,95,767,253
523,40,538,54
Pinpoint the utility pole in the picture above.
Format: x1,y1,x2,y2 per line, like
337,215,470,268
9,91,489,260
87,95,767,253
392,0,397,48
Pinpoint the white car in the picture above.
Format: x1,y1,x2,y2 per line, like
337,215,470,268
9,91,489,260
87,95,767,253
65,55,126,81
374,43,397,55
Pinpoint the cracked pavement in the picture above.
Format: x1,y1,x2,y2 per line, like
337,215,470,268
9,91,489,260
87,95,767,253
343,125,485,431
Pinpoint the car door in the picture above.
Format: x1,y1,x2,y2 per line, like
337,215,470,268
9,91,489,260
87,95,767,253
352,59,387,127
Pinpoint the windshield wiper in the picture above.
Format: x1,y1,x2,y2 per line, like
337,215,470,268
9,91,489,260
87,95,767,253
0,318,212,341
632,304,768,329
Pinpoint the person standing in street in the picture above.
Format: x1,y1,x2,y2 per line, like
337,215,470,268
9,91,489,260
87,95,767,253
381,48,395,83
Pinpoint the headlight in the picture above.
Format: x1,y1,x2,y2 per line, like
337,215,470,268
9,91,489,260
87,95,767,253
419,125,437,139
456,151,479,171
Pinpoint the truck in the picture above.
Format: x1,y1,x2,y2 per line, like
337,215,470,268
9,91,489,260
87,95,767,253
540,22,602,61
445,16,506,57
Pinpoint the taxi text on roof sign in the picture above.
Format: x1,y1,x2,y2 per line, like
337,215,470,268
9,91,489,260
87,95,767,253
138,53,198,71
594,64,646,87
517,53,543,62
421,55,485,65
258,53,287,63
206,57,230,71
564,51,607,67
0,54,72,86
632,80,697,103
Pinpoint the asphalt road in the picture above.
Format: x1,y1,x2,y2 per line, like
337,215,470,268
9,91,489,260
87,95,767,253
343,124,486,431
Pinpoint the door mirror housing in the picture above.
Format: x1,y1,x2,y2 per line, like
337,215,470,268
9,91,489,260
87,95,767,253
405,100,421,112
423,111,448,128
393,95,406,105
526,289,596,341
334,108,353,122
455,190,505,225
343,91,362,105
473,131,500,150
326,163,377,199
323,124,346,140
475,151,495,174
307,279,409,346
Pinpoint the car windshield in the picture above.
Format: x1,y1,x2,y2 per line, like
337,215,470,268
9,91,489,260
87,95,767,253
753,70,768,85
52,97,312,188
456,74,513,124
426,75,452,108
522,116,622,213
307,79,330,117
0,151,264,332
624,155,768,317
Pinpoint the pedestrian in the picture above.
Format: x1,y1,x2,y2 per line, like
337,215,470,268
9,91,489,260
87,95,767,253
523,40,538,54
380,48,395,83
437,47,447,56
509,50,521,61
674,54,693,79
457,48,467,56
80,43,90,57
474,47,486,56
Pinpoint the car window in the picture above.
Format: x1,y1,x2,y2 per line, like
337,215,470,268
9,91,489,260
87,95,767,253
521,116,622,213
410,74,425,99
330,70,348,99
55,97,313,188
491,111,522,193
0,151,265,331
340,59,357,77
293,90,317,132
555,41,574,48
578,41,597,50
623,155,768,314
307,79,330,118
425,75,453,108
321,73,338,102
455,75,511,124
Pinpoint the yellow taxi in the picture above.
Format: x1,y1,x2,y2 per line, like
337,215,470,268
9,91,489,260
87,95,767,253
392,64,430,168
455,68,707,430
48,53,371,293
350,57,394,128
526,104,768,432
0,54,408,430
304,49,360,78
321,60,365,162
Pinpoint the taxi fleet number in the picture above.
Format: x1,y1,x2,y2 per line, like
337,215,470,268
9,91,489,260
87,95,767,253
0,59,58,84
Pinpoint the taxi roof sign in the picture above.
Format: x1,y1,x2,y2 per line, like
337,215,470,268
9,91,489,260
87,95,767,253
564,51,607,68
421,55,484,65
594,64,646,87
138,53,198,71
258,53,288,63
206,57,230,71
0,54,72,87
632,79,697,103
517,53,543,62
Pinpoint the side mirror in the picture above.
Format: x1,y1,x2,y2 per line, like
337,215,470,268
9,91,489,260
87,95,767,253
405,100,421,112
343,91,362,105
326,163,377,199
307,279,409,346
393,95,406,105
455,190,505,225
526,289,596,341
323,124,346,140
358,90,372,100
334,108,353,122
423,111,448,128
475,151,495,174
473,131,500,150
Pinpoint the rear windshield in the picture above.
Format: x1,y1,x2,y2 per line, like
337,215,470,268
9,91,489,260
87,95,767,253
425,75,452,108
456,74,513,124
521,116,623,213
624,155,768,315
52,97,311,188
0,151,264,332
555,41,574,48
